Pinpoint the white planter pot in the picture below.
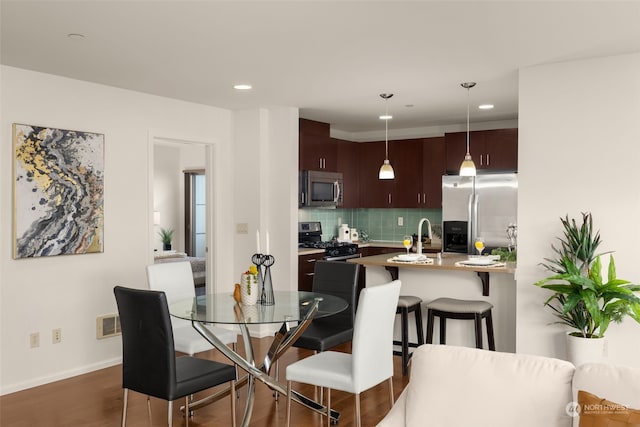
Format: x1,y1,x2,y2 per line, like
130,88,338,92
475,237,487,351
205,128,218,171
240,273,259,306
565,333,607,366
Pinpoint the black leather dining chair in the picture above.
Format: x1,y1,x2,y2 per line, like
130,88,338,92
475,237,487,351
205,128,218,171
113,286,237,427
293,260,360,352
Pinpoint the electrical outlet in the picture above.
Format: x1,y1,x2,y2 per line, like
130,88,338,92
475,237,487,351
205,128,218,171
30,332,40,348
236,223,248,234
398,217,404,226
52,328,62,344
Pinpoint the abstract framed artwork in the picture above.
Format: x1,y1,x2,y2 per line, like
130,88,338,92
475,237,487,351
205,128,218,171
12,124,104,259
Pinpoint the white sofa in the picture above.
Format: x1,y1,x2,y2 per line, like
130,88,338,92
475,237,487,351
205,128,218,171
377,344,640,427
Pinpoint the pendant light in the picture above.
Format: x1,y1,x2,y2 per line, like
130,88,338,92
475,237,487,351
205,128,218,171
459,82,477,177
378,93,395,180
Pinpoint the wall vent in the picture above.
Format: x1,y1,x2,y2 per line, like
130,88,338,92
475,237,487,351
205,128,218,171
96,314,121,339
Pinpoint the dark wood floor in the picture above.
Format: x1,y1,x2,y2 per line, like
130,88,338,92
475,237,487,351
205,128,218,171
0,337,410,426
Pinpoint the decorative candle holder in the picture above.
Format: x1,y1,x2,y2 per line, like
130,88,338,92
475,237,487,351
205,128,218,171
260,255,275,305
252,253,275,305
251,253,265,289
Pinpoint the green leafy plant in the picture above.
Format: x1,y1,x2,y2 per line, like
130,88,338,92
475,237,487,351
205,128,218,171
534,213,640,338
490,247,517,262
158,227,174,245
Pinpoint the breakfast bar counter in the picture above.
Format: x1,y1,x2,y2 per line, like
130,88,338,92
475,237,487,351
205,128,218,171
349,252,516,296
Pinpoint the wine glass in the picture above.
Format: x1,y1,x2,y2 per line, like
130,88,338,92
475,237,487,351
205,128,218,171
474,237,485,256
402,235,413,255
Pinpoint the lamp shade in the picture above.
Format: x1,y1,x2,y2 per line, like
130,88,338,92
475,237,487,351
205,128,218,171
459,154,476,177
379,159,395,179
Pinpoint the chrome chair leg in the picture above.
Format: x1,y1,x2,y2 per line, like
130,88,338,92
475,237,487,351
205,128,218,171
388,377,394,406
231,380,237,427
168,400,173,427
121,389,128,427
326,388,331,427
286,380,293,427
355,392,361,427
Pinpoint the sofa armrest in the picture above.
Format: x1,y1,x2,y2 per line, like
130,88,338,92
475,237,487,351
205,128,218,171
376,388,407,427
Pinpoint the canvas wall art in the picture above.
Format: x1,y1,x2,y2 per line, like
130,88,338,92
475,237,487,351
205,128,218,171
13,124,104,259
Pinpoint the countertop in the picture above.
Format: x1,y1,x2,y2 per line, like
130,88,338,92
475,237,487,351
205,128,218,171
298,241,442,256
348,252,516,274
348,252,515,296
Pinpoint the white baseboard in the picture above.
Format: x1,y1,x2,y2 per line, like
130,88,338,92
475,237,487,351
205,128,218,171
0,356,122,396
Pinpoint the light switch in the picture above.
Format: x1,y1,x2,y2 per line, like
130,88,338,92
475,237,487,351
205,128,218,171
398,217,403,226
236,223,248,234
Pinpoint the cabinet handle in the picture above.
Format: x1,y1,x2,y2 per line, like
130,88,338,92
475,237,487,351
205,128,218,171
423,193,427,205
417,193,421,204
388,193,392,205
319,158,322,169
486,154,490,165
305,273,315,277
306,259,317,263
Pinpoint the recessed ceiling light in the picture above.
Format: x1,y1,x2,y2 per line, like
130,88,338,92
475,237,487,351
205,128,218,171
379,114,392,120
478,104,494,110
67,33,85,40
233,84,252,90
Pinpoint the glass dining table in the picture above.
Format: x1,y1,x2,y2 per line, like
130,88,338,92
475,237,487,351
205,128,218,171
169,290,348,427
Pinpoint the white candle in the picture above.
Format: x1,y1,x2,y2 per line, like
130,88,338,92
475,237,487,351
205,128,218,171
256,229,261,254
266,231,270,255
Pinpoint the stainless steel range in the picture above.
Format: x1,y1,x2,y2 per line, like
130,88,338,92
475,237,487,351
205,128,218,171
298,221,360,261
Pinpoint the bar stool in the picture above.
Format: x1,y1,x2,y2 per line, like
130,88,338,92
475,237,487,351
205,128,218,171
425,297,495,351
393,295,425,375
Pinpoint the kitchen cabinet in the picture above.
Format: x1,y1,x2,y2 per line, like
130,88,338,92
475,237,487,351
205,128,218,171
336,138,359,208
358,138,444,208
299,118,337,171
421,137,446,208
357,141,394,208
389,139,423,208
445,129,518,173
298,252,324,292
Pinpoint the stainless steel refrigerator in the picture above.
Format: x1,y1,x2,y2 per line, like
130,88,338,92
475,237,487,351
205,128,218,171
441,173,517,254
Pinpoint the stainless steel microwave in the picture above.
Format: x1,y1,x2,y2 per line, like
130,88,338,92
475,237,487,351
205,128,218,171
299,170,343,208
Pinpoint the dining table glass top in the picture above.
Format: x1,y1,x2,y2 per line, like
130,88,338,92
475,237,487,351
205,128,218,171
169,290,348,325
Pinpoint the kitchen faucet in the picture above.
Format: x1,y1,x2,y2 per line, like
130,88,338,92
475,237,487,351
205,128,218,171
417,218,433,256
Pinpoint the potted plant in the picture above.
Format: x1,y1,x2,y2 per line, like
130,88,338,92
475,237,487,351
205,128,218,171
158,227,174,251
534,212,640,365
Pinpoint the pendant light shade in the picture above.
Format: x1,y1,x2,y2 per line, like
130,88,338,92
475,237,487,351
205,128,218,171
459,82,477,177
379,93,395,180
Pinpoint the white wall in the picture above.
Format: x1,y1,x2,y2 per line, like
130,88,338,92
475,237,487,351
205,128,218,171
516,53,640,368
231,108,299,339
0,66,240,394
0,66,299,393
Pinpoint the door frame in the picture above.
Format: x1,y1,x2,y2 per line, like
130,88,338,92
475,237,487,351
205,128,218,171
148,130,216,293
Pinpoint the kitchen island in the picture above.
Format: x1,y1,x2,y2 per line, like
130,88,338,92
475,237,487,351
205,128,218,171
348,252,515,296
349,252,517,352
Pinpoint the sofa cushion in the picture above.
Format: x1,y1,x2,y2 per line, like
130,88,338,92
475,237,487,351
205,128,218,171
573,363,640,427
578,390,640,427
404,345,575,427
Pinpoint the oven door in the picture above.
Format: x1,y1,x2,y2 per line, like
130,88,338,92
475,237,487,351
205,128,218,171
323,253,361,262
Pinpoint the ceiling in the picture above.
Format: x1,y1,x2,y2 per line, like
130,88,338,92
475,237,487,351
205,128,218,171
2,1,640,136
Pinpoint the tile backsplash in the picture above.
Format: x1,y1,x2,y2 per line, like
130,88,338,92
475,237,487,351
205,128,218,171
298,208,442,243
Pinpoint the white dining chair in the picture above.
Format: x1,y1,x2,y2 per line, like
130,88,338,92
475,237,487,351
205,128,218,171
146,262,238,355
285,280,401,427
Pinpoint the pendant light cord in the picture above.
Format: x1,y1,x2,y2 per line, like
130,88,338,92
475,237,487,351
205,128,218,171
466,85,470,155
385,103,389,159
